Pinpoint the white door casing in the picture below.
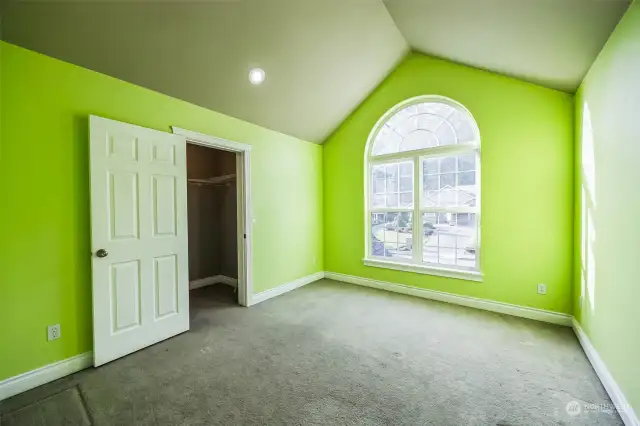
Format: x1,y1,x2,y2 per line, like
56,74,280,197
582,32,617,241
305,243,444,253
90,116,189,366
171,126,253,307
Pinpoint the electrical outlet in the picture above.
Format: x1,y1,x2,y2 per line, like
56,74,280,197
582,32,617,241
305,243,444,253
537,283,547,295
313,255,317,265
47,324,61,341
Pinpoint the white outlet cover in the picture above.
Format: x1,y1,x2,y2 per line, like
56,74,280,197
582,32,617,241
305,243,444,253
47,324,61,341
537,284,547,295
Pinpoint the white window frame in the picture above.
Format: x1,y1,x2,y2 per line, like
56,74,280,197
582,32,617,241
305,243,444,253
363,95,483,282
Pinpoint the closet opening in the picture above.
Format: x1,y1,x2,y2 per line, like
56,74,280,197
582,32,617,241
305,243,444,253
186,143,240,305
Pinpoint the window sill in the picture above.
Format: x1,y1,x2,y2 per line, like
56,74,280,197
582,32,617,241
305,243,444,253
363,258,483,282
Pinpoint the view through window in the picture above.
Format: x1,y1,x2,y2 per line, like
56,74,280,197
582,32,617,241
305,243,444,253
366,97,480,273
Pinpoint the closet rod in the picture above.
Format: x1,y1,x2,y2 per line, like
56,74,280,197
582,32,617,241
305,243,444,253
187,181,232,187
187,174,236,186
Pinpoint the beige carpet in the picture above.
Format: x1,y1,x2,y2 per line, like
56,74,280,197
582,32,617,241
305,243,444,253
0,279,623,425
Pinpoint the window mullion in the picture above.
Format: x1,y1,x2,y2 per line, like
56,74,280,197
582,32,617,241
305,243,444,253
419,207,478,214
370,143,479,163
370,207,413,213
412,156,422,263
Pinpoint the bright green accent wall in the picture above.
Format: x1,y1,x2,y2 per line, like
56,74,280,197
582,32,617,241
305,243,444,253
323,52,574,313
574,2,640,414
0,42,324,381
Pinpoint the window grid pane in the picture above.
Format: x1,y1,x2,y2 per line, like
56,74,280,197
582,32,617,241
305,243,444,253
422,154,477,208
371,212,414,261
422,213,477,268
371,101,478,157
371,160,414,209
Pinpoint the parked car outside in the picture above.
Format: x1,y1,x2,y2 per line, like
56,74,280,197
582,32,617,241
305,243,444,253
371,233,390,257
423,221,436,236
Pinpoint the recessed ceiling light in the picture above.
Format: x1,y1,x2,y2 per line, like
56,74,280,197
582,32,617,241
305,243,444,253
248,68,265,85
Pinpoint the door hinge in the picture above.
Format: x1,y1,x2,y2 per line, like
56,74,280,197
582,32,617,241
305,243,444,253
244,234,246,239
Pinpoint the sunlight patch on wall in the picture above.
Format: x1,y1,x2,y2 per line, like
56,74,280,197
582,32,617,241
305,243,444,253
580,102,597,314
581,102,597,205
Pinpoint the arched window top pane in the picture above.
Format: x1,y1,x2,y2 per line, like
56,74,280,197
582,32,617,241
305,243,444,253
371,99,478,157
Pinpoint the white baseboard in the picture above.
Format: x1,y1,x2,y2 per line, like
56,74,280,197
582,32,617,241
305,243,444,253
572,319,639,426
0,352,93,401
324,271,572,326
189,275,238,290
216,275,238,287
251,272,325,305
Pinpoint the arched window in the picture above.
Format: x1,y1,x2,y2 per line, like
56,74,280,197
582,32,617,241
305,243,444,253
365,96,481,279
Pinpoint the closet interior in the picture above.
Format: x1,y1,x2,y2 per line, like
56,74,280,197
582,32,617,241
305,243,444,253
186,143,238,300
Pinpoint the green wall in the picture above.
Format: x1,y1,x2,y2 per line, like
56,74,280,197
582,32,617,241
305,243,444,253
574,2,640,415
323,53,574,313
0,42,324,381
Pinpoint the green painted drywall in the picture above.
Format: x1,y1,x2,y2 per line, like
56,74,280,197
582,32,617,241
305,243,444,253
574,2,640,415
323,52,574,313
1,41,3,160
0,42,323,381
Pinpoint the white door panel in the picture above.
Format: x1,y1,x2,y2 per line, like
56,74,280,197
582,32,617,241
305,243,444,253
90,115,189,367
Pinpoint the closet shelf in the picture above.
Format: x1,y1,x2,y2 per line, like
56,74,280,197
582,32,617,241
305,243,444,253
188,174,236,186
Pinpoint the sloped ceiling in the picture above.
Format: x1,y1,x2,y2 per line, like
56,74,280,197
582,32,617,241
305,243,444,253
0,1,408,143
0,0,630,143
384,0,631,92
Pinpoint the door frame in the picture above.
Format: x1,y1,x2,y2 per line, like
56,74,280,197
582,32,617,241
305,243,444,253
172,127,253,307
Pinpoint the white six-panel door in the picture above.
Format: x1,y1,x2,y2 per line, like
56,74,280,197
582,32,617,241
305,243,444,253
89,115,189,366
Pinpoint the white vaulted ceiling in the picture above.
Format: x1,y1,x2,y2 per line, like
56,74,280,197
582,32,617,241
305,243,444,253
384,0,631,93
0,0,409,143
0,0,630,143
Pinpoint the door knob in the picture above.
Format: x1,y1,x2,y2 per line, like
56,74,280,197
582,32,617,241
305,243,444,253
96,249,108,258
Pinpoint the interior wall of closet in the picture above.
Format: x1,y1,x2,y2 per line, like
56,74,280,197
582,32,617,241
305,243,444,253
186,144,238,282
